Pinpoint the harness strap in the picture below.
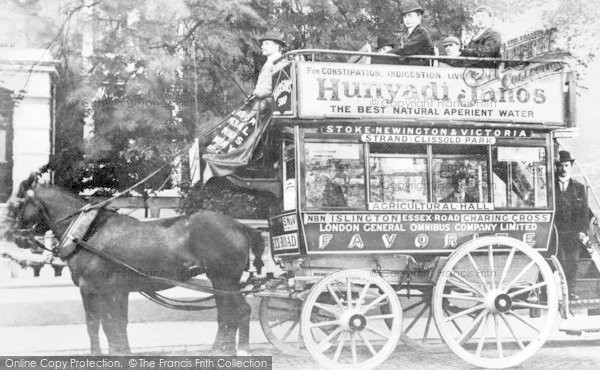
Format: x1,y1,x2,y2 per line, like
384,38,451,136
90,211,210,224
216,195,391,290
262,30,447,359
72,237,243,296
140,291,216,311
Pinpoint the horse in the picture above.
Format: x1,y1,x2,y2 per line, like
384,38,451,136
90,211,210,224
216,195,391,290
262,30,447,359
8,173,265,355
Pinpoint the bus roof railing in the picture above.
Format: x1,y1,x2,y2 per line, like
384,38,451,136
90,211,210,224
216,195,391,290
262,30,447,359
275,49,572,67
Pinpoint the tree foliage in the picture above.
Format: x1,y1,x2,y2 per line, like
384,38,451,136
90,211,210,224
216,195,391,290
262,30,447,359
3,0,600,218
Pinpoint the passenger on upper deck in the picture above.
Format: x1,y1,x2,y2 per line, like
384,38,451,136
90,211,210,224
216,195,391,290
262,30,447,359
390,0,434,66
440,36,464,67
253,30,286,99
370,36,397,65
460,5,502,64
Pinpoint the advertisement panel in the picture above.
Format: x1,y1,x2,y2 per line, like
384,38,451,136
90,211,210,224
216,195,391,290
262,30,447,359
302,212,552,253
296,62,565,125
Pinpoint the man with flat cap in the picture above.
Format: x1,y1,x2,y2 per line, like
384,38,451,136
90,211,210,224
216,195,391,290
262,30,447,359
440,36,463,67
461,5,502,67
391,0,434,66
554,150,588,300
253,30,286,99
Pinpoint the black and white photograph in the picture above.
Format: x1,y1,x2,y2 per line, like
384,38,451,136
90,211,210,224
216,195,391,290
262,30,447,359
1,0,600,369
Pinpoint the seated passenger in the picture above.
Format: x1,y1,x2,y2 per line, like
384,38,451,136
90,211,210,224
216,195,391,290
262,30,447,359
371,36,397,65
461,5,502,67
391,0,434,66
441,172,478,203
440,36,465,67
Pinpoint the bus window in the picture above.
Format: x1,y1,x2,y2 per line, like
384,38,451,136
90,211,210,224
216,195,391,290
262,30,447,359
369,144,428,204
492,146,548,208
432,145,490,203
282,140,296,210
304,142,365,209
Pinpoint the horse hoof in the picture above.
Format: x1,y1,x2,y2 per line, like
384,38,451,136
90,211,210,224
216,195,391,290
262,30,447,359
237,349,251,356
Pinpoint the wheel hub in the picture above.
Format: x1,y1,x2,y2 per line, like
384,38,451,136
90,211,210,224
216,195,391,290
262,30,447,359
340,310,367,331
484,290,512,313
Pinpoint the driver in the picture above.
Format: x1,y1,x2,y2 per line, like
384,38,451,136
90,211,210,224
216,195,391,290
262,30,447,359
554,150,588,300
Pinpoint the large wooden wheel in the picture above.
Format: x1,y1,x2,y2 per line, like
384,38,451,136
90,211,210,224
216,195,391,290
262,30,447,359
300,269,402,369
432,236,559,368
259,296,303,353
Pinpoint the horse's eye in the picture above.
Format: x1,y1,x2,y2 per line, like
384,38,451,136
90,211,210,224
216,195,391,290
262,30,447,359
25,190,35,199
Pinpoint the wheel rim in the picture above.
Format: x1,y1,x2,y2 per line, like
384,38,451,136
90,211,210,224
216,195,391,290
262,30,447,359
259,297,303,353
300,269,402,369
432,236,558,369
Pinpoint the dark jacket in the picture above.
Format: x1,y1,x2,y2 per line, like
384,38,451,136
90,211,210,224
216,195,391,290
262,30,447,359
391,24,434,66
555,179,588,237
371,52,398,65
461,28,502,58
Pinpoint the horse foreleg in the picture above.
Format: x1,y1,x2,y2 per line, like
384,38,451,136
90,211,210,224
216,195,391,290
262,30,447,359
233,292,252,355
210,277,237,354
100,290,131,354
80,287,101,355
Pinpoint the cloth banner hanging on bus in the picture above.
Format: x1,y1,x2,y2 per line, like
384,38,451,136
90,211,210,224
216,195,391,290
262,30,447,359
199,98,271,182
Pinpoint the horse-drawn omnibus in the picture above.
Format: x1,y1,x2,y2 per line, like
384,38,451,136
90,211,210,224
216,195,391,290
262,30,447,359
257,50,598,368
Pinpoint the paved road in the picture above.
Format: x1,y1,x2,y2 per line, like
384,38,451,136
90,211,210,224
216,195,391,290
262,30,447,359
153,340,600,369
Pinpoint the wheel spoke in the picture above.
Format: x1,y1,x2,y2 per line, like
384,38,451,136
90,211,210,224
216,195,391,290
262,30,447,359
505,261,536,291
458,309,487,345
327,284,345,310
310,319,339,329
499,312,525,350
333,331,346,362
361,293,388,314
489,245,496,290
356,282,371,310
508,281,547,298
364,313,395,321
476,313,490,357
449,271,485,296
357,331,377,356
317,327,342,352
445,304,485,323
494,314,503,358
468,252,491,292
364,326,391,340
512,301,548,310
281,320,299,342
402,300,426,313
423,307,433,342
346,278,352,309
269,317,292,329
506,311,540,333
443,307,463,334
498,247,516,289
351,332,358,364
406,304,429,334
441,293,483,302
313,302,340,316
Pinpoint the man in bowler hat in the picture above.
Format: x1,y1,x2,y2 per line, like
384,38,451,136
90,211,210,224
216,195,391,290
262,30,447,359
554,150,588,300
391,0,434,66
253,31,286,99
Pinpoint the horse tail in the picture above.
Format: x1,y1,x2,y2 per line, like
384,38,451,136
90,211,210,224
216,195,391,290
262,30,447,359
246,227,265,275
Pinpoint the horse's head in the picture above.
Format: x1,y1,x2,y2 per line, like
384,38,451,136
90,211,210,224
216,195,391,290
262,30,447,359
5,172,52,249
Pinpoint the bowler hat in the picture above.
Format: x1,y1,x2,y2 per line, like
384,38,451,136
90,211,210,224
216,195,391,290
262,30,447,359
443,36,461,46
556,150,575,163
474,5,494,17
377,36,395,49
401,0,424,15
259,31,286,46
